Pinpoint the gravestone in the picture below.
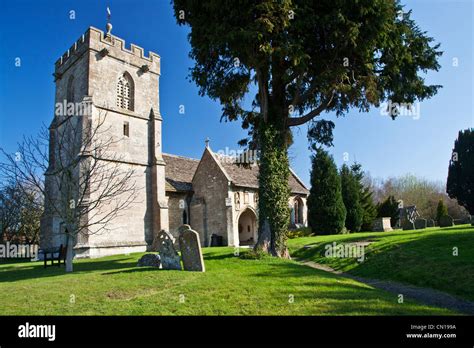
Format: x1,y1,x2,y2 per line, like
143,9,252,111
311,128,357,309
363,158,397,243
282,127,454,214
414,218,427,230
179,224,192,234
398,205,419,230
137,254,161,268
439,215,454,228
402,221,415,230
427,219,435,228
178,225,205,272
372,217,393,232
156,230,182,270
455,216,472,225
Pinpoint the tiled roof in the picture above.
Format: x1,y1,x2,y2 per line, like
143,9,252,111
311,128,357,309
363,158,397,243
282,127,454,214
163,151,309,195
214,153,309,195
163,148,309,195
162,153,200,192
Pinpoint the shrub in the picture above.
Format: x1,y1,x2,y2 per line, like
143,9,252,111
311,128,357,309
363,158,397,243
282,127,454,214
436,199,449,224
287,227,313,239
377,195,399,227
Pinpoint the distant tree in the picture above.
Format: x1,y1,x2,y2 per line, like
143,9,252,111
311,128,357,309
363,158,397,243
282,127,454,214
436,199,449,224
351,163,377,231
0,179,43,244
173,0,442,257
447,129,474,215
377,195,399,227
340,164,363,232
372,174,469,220
308,150,346,235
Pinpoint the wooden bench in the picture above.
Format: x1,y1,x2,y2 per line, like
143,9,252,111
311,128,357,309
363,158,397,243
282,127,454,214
42,244,67,268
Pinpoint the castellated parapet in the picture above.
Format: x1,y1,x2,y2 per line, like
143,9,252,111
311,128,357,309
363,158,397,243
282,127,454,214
55,26,160,76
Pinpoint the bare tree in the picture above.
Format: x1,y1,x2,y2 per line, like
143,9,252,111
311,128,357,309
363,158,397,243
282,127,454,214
1,104,139,272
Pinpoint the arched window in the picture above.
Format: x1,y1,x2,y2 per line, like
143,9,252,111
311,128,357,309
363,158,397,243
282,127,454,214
67,75,75,103
182,209,188,225
116,72,134,111
294,197,304,224
180,199,188,224
294,200,299,225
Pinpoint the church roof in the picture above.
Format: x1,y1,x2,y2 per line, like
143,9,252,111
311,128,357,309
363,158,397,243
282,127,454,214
162,153,200,192
163,150,309,195
213,153,309,195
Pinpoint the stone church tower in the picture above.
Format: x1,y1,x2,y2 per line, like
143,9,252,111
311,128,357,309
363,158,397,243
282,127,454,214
40,25,168,258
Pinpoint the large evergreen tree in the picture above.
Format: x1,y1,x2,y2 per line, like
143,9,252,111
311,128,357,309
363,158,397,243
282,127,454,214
308,150,346,235
351,163,377,231
447,129,474,215
173,0,441,257
340,164,363,232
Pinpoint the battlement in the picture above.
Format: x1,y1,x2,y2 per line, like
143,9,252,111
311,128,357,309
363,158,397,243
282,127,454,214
55,26,160,72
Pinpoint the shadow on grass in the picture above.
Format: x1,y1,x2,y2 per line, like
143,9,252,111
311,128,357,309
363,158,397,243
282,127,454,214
0,258,139,283
102,267,184,276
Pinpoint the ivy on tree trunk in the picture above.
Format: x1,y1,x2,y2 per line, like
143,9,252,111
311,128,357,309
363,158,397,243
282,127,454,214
255,124,290,258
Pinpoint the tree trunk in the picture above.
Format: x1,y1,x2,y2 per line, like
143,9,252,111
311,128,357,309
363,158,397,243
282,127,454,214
65,234,74,273
254,123,291,258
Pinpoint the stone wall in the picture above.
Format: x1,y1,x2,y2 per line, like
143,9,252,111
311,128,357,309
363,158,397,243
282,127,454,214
191,148,230,246
167,192,191,239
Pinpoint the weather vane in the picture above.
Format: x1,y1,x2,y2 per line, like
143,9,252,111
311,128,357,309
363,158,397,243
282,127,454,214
106,6,112,37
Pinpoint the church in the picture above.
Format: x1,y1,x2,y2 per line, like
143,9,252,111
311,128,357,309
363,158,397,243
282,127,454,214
40,25,309,258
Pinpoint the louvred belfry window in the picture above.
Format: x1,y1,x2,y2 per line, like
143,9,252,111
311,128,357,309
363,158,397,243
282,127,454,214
116,73,134,111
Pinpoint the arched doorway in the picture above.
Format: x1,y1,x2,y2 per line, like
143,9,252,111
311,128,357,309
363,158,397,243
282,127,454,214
238,208,257,246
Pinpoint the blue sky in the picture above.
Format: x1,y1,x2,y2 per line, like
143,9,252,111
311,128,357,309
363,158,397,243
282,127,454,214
0,0,472,187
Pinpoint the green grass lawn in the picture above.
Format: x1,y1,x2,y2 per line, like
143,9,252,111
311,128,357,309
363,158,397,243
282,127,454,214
0,246,455,315
288,225,474,302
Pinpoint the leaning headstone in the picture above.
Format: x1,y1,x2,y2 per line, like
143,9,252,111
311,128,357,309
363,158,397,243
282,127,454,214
426,219,435,228
402,221,415,230
372,217,393,232
414,218,427,230
178,225,205,272
179,224,192,235
439,215,454,228
137,254,161,268
156,230,182,270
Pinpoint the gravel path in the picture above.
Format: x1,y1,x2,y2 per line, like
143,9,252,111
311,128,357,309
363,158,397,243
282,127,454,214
299,260,474,315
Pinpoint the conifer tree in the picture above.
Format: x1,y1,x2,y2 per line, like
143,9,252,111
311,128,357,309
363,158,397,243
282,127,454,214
308,150,346,235
341,164,363,232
